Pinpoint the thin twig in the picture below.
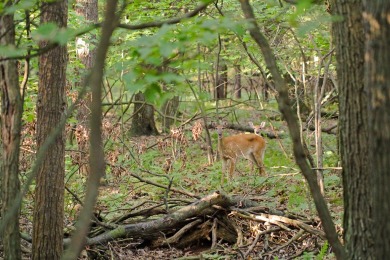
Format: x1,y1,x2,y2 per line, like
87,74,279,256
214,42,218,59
244,227,282,258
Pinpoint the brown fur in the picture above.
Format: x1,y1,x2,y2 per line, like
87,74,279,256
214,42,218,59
214,123,266,184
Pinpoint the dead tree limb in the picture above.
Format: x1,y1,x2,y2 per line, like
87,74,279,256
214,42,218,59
208,122,284,139
265,229,306,257
244,227,282,258
160,219,203,246
66,191,233,246
233,210,326,240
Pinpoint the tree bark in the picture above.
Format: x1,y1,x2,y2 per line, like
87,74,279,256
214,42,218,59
161,95,179,133
330,0,373,258
363,1,390,258
74,0,98,124
216,62,227,99
75,0,99,175
75,0,98,71
32,0,68,259
234,65,242,99
0,3,22,259
130,92,159,136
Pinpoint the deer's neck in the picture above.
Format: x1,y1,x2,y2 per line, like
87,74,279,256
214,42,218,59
217,136,224,151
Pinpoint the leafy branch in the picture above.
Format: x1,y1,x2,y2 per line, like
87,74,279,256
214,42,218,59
0,0,213,61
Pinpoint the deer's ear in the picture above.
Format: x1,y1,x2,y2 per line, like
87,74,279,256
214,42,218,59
248,122,254,128
260,121,266,128
211,122,216,127
222,121,229,127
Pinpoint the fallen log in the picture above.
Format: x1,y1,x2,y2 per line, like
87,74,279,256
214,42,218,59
48,191,331,258
65,191,234,247
208,123,285,139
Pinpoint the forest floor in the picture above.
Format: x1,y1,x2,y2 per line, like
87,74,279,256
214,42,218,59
16,100,342,259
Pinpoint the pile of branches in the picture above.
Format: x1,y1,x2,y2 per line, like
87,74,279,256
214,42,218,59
70,191,331,259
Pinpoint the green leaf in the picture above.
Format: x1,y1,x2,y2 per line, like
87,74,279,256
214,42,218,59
122,70,137,84
0,45,26,58
161,72,183,83
30,23,73,45
55,27,75,45
144,83,162,103
198,90,211,101
144,73,160,84
159,41,176,58
4,0,36,14
31,23,59,41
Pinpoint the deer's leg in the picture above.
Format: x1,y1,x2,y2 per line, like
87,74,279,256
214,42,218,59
251,152,265,175
229,158,236,181
260,148,266,175
221,157,228,185
248,157,257,173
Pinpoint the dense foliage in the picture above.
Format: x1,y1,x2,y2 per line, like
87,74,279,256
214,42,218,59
0,0,345,258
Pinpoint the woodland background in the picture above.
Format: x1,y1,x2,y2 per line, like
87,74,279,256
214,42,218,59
1,0,389,259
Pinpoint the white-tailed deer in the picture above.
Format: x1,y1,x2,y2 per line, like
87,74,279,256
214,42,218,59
213,122,266,184
248,121,266,135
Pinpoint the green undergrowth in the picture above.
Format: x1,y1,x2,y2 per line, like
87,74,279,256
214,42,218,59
41,101,343,236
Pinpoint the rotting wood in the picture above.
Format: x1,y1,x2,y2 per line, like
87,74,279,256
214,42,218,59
18,192,330,254
159,219,203,247
244,227,282,258
67,193,329,246
233,210,326,240
264,229,306,257
73,191,232,246
208,122,284,139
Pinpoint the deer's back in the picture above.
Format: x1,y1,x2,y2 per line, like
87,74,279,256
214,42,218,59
221,133,266,157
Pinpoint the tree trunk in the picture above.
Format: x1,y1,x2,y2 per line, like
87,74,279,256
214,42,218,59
161,95,179,133
75,0,98,123
216,62,227,99
75,0,98,70
32,0,67,259
74,0,98,176
263,80,270,101
63,0,119,258
234,65,242,99
363,1,390,258
130,92,159,136
330,0,373,258
0,4,22,259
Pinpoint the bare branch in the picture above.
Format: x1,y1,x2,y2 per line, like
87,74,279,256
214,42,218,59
117,0,213,30
238,1,345,259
